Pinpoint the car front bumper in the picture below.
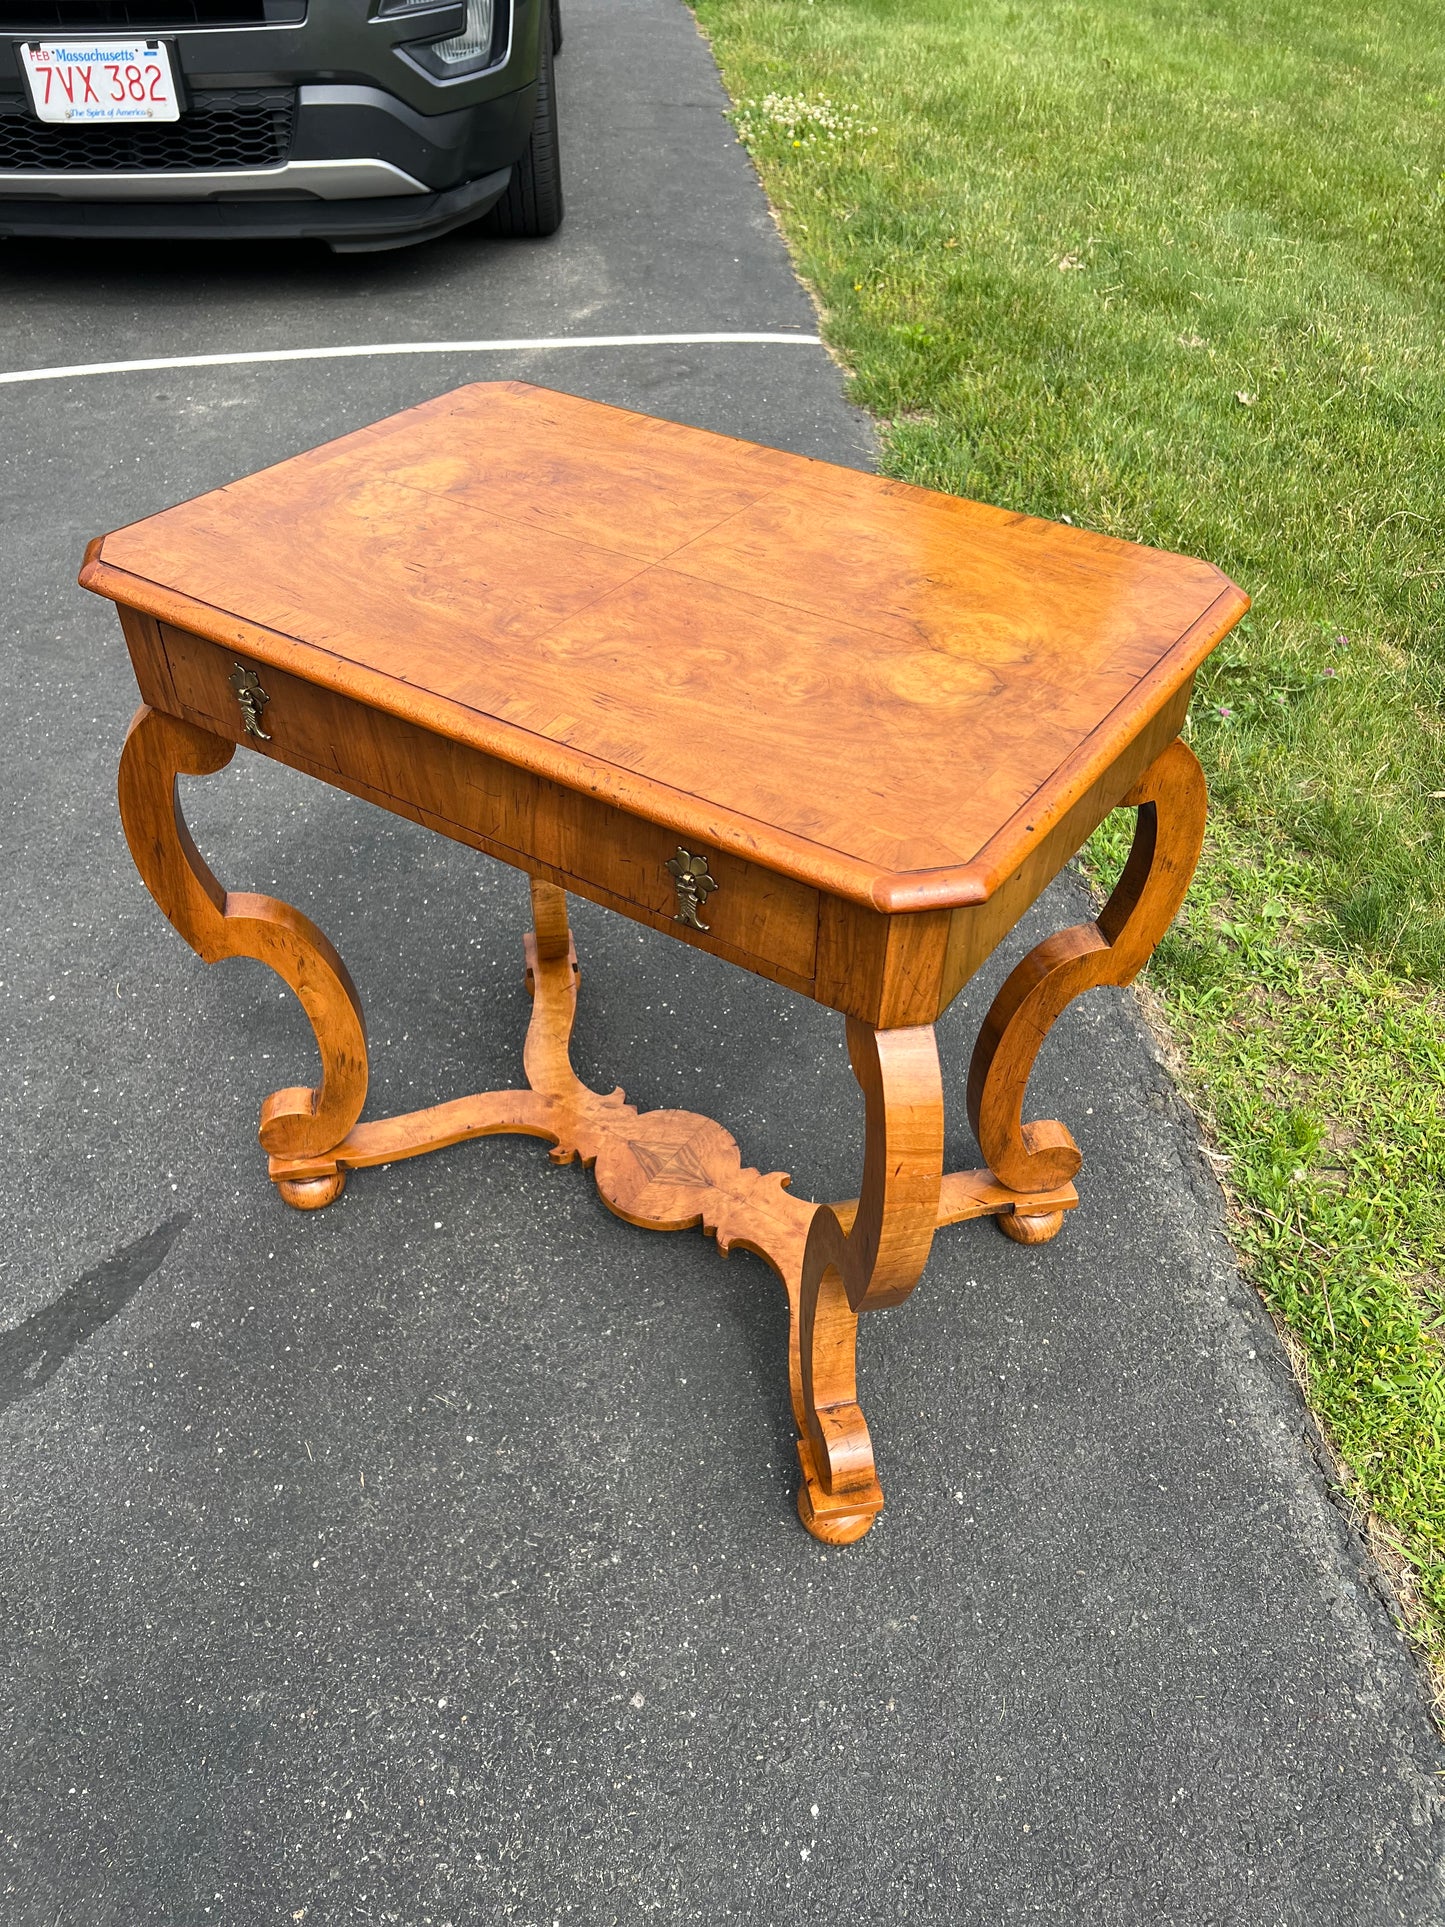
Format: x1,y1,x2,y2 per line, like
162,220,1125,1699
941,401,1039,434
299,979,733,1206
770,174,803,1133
0,165,510,250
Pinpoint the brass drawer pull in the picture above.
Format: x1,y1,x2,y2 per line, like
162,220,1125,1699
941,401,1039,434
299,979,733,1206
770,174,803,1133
228,661,272,741
666,847,717,931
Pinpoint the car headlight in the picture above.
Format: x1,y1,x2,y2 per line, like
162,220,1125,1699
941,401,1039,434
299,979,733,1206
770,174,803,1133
430,0,497,66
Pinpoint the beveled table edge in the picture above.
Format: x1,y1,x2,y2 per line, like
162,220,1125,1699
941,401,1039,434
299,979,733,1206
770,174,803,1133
81,538,1249,915
876,580,1250,911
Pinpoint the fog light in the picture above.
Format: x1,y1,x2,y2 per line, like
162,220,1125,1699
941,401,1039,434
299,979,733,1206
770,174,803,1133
430,0,495,65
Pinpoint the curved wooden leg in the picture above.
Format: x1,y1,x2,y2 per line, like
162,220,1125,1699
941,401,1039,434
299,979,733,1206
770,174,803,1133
521,877,586,1105
966,737,1208,1234
118,704,368,1204
794,1018,944,1543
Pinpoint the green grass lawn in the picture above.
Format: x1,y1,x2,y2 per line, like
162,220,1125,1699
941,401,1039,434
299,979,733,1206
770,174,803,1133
691,0,1445,1694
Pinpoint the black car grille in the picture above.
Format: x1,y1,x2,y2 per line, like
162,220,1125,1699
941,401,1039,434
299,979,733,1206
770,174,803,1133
0,86,294,170
1,2,303,24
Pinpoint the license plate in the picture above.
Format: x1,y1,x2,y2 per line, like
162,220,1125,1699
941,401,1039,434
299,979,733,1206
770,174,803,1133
19,40,181,124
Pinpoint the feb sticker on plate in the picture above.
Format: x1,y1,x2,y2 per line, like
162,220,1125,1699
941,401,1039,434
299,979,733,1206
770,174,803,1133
20,40,181,125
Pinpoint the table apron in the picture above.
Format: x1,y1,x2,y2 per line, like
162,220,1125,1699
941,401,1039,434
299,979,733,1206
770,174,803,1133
124,611,1192,1027
150,615,820,982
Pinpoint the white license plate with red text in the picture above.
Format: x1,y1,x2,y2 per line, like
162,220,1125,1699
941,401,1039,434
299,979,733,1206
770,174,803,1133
19,40,180,124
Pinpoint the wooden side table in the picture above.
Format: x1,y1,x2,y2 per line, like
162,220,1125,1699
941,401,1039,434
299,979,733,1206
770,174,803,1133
83,383,1248,1544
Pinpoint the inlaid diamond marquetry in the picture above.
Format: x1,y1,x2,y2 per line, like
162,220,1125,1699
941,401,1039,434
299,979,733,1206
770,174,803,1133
626,1135,713,1188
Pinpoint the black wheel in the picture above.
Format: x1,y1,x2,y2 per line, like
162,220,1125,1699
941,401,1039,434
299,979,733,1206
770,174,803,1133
551,0,563,54
485,26,563,237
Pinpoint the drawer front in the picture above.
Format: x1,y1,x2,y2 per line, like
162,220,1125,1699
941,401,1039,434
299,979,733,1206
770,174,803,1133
553,811,820,985
154,622,820,987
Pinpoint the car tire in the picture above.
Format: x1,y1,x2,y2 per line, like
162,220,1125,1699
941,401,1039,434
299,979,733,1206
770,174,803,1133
551,0,563,54
484,26,563,237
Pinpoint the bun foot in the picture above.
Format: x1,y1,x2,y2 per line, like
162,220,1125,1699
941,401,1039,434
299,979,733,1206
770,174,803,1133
794,1434,882,1545
796,1480,878,1545
998,1207,1065,1245
276,1171,346,1210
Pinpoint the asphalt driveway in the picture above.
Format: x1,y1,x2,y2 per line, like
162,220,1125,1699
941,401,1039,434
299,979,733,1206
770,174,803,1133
0,2,1440,1922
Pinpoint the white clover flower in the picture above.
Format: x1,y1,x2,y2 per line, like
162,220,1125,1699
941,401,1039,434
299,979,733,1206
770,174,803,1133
732,92,871,150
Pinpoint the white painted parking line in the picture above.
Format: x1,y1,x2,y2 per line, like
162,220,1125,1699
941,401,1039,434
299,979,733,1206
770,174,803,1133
0,331,824,387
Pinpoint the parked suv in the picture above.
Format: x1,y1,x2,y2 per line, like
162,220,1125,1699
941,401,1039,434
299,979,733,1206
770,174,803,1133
0,0,562,251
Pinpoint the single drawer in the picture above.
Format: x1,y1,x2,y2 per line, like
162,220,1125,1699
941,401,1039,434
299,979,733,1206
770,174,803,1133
152,622,820,988
552,806,820,986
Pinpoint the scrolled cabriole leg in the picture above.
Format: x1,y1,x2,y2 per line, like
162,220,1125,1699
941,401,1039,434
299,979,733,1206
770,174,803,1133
794,1018,944,1544
117,704,368,1208
966,737,1209,1239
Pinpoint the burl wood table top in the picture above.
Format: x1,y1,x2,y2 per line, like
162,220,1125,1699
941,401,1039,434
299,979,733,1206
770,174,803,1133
82,380,1246,913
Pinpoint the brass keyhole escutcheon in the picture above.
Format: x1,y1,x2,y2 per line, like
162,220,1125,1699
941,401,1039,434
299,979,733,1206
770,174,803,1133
228,661,272,741
666,847,718,931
